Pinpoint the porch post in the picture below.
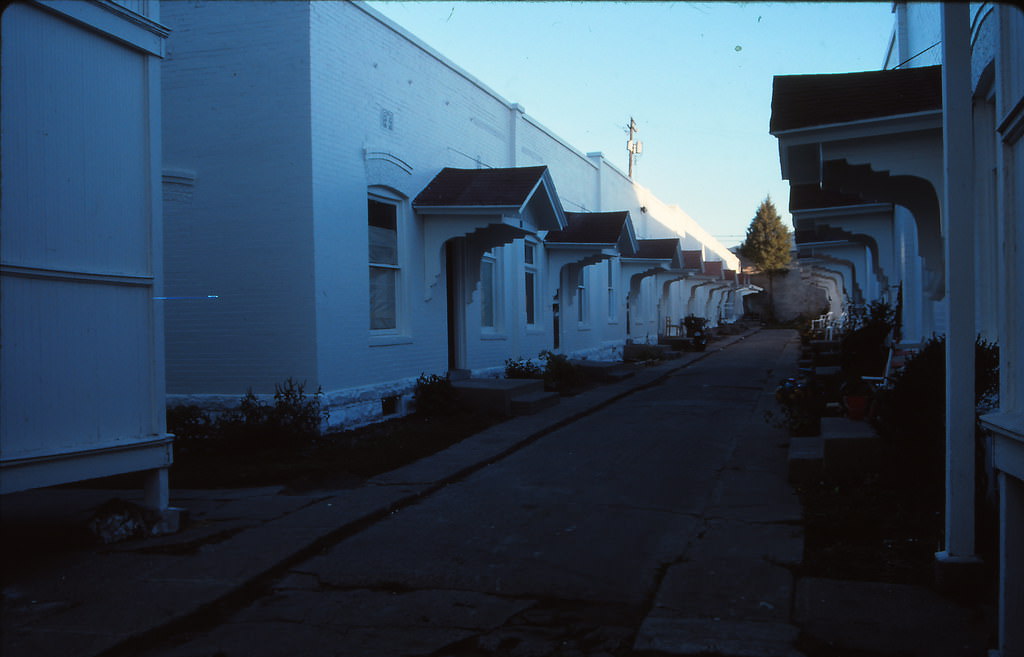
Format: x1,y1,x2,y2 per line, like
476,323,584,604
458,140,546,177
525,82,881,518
937,2,979,572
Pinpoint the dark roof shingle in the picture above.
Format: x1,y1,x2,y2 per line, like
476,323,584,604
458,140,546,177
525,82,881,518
414,166,548,207
770,65,942,133
682,250,703,269
546,211,629,244
635,238,679,260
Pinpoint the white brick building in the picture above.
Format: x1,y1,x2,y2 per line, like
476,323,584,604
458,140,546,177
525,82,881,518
160,0,744,428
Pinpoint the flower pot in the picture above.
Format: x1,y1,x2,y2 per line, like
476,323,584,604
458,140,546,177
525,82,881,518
843,394,868,420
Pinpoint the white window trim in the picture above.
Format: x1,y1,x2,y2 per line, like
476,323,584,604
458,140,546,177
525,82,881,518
577,266,590,327
480,251,506,337
607,259,618,324
367,188,408,339
524,240,540,329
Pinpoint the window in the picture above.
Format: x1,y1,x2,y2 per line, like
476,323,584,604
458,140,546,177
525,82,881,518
480,254,496,328
368,197,399,330
607,260,616,322
524,243,538,325
577,267,588,323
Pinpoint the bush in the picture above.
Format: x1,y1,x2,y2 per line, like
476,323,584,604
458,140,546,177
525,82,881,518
539,350,585,393
772,376,824,435
217,378,328,448
504,357,542,379
683,315,708,337
839,300,894,379
878,334,1000,465
413,372,460,417
166,404,217,442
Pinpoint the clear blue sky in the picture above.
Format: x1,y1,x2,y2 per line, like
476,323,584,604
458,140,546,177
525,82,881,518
366,1,894,248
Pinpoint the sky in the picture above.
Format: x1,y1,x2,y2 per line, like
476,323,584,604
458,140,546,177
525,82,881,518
365,1,895,248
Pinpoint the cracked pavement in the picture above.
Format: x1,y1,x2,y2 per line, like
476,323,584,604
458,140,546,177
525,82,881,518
127,330,803,657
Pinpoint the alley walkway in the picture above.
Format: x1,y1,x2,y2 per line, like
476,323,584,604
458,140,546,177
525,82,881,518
2,329,990,657
148,328,801,657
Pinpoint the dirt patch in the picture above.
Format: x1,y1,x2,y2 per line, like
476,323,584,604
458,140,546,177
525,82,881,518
81,410,506,492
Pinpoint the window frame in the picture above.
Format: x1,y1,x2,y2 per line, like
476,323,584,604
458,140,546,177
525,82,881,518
577,265,590,327
523,241,540,328
479,250,505,336
606,259,617,323
367,189,406,339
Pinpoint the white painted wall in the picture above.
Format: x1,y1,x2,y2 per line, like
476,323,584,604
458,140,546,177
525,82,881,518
162,0,317,396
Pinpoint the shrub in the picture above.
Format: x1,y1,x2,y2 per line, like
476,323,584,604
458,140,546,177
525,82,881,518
839,300,895,379
879,334,1000,464
413,372,460,417
166,404,216,442
772,376,824,435
539,350,585,393
504,357,542,379
218,378,328,448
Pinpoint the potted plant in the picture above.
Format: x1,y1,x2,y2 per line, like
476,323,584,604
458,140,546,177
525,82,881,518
683,315,709,351
775,376,824,436
839,376,871,421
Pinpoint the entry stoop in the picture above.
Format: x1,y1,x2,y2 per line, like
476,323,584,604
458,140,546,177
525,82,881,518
623,343,683,362
788,436,824,484
509,389,561,415
570,359,635,383
820,417,882,479
451,378,559,416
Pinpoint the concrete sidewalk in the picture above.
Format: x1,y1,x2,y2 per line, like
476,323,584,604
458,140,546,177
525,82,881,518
1,328,992,657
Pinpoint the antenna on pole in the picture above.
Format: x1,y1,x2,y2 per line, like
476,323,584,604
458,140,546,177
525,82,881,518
627,117,643,179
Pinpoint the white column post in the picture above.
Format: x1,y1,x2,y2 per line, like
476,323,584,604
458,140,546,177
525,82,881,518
144,467,170,511
937,2,978,566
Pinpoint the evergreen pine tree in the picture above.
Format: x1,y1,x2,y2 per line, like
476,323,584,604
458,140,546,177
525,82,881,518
738,196,792,321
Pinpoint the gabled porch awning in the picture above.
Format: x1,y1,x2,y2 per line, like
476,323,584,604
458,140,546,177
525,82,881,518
621,238,684,301
702,260,723,279
682,250,704,272
771,65,945,298
543,210,637,303
414,166,567,300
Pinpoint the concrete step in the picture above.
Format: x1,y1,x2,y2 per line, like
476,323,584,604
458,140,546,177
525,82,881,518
788,436,824,484
624,343,677,361
820,417,882,480
657,336,691,351
634,617,804,656
509,389,561,416
451,378,545,416
570,359,635,383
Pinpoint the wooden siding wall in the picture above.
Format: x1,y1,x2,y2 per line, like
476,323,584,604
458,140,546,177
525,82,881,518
1,4,159,460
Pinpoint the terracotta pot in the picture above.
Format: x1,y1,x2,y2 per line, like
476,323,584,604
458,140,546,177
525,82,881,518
843,395,868,420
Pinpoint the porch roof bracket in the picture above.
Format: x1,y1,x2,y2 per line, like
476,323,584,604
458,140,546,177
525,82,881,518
621,258,669,301
422,216,530,301
658,270,692,300
545,245,617,304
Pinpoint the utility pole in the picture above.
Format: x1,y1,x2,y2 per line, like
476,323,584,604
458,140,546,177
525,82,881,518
627,117,643,179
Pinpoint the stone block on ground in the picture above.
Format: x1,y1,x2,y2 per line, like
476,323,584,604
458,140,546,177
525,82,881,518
819,417,881,479
569,360,635,383
651,559,794,623
509,390,560,416
787,436,823,484
633,617,805,657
